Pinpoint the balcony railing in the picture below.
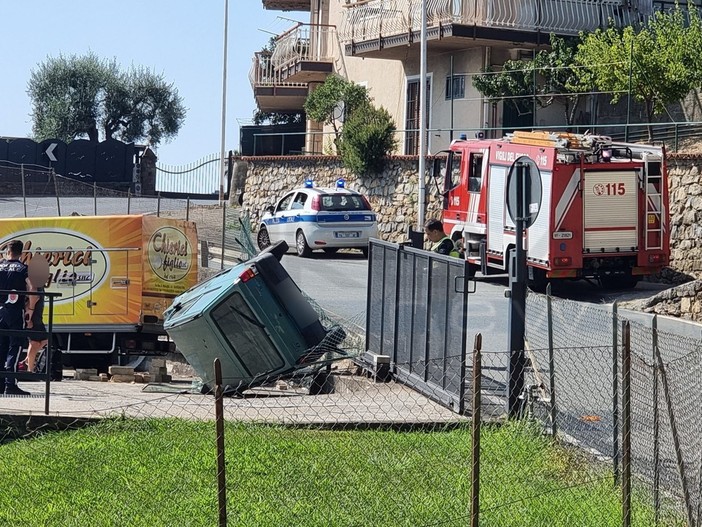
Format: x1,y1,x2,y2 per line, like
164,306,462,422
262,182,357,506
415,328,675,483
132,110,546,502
249,23,336,89
340,0,653,44
270,23,336,72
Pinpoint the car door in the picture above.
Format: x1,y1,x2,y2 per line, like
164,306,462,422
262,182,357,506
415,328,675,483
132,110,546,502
271,192,296,245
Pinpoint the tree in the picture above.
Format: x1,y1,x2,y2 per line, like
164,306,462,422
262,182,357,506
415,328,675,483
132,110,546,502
533,35,584,126
28,52,186,145
472,35,584,126
252,110,304,125
575,3,702,139
304,74,370,146
340,103,397,174
472,60,534,119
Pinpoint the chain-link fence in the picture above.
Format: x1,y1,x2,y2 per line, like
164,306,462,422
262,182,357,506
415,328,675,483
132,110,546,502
519,289,702,526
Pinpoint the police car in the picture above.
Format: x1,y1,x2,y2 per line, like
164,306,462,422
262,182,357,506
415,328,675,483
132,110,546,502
257,179,378,257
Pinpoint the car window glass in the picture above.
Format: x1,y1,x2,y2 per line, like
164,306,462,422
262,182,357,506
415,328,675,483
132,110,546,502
291,192,308,210
320,194,369,211
276,193,295,213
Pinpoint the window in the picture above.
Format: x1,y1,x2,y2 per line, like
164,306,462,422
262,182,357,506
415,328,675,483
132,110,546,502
468,153,483,192
449,152,463,190
291,192,308,210
445,74,466,100
275,193,295,213
320,194,369,211
405,76,432,155
211,292,284,376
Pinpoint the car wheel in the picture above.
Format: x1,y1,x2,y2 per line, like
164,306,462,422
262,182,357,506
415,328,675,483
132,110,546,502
257,226,271,250
296,230,312,257
361,247,369,258
323,248,339,256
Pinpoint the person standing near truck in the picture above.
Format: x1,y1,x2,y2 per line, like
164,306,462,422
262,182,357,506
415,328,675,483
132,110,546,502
0,239,35,396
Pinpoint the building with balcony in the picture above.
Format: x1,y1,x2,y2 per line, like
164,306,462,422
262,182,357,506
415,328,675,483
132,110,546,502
253,0,663,156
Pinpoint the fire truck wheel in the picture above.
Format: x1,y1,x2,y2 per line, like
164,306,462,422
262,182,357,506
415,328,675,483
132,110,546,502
601,274,639,290
528,268,549,293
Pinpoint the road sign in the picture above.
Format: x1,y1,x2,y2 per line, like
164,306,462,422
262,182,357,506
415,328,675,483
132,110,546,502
45,143,58,162
506,156,542,228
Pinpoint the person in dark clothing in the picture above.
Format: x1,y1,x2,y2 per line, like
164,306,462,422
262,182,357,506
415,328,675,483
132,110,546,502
424,219,459,257
24,286,47,372
0,239,34,396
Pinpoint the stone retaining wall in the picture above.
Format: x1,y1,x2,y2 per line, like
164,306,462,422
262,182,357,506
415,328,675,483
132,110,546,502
239,155,442,244
239,153,702,278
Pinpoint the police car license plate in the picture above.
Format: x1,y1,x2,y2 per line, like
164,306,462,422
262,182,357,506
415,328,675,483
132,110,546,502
335,231,360,238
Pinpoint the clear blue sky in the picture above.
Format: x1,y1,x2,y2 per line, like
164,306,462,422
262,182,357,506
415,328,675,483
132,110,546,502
0,1,304,167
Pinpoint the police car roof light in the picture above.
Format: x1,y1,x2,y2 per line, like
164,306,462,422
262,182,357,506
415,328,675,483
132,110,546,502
336,178,345,188
304,179,314,188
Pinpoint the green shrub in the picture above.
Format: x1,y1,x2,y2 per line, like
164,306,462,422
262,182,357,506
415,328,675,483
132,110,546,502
339,103,397,175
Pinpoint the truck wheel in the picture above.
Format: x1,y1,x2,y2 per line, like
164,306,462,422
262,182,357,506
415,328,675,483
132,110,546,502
257,226,271,250
528,268,549,293
296,230,312,257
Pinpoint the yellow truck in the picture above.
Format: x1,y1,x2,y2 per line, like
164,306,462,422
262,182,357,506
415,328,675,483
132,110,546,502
0,215,199,370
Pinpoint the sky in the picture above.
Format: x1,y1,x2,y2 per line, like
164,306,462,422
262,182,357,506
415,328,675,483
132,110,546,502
0,1,305,167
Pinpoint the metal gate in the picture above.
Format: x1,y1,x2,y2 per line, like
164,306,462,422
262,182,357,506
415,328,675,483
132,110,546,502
365,239,470,413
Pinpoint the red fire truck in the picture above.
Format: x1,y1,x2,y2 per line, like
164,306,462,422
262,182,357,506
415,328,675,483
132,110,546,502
434,130,669,288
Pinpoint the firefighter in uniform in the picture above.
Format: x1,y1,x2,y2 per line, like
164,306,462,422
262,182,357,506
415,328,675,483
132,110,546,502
424,219,460,257
0,239,34,396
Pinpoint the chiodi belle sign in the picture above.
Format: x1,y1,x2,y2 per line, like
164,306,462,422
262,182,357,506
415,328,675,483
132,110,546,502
147,226,192,282
0,229,109,304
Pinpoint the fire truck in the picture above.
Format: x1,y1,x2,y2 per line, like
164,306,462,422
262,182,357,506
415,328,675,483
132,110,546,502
434,130,669,288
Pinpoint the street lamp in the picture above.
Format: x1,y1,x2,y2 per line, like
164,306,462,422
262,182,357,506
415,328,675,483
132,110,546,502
219,0,230,202
417,0,427,230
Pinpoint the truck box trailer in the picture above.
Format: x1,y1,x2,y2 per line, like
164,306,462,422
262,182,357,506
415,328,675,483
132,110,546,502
0,214,198,369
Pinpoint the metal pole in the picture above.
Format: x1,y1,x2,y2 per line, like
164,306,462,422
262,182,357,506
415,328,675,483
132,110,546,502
547,283,557,437
93,182,97,215
157,192,162,217
507,162,527,418
44,294,54,416
220,202,227,270
622,321,631,527
652,316,660,525
470,333,482,527
127,188,131,215
417,0,428,229
214,358,227,527
219,0,230,202
450,55,454,142
625,35,633,142
186,196,191,222
612,301,620,485
53,170,61,216
21,165,27,218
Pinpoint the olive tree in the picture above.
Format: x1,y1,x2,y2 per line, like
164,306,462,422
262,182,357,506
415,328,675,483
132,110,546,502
28,52,186,145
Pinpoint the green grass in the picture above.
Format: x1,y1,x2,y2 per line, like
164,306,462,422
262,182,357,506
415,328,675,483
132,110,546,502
0,419,676,527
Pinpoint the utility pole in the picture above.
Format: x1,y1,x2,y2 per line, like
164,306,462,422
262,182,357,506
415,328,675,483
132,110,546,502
219,0,229,202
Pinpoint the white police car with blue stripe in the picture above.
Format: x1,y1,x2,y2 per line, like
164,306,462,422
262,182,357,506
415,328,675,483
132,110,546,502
257,179,378,257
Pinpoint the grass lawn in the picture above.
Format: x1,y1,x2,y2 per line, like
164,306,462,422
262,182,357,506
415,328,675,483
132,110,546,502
0,419,672,526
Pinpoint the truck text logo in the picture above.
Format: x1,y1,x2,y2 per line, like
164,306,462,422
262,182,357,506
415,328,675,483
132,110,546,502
148,227,192,282
0,230,109,304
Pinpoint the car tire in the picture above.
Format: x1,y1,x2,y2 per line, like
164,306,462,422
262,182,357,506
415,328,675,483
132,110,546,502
323,248,339,256
361,247,369,258
296,230,312,257
257,226,271,250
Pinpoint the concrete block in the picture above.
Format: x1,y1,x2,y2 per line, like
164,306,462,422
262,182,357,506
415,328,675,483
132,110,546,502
110,374,135,383
150,358,167,368
87,375,102,382
99,373,109,382
109,366,135,376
